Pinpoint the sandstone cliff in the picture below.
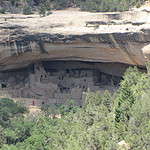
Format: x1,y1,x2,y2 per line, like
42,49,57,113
0,10,150,72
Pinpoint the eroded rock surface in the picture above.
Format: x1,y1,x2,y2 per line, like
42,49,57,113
0,10,150,70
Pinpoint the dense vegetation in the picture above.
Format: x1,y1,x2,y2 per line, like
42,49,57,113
0,67,150,149
0,0,147,15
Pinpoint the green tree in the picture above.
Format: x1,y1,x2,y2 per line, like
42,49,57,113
125,93,150,149
0,0,147,13
0,98,27,127
23,6,32,15
115,67,149,123
0,8,6,14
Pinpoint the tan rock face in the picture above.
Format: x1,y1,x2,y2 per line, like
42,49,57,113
0,10,150,71
0,31,148,70
142,44,150,60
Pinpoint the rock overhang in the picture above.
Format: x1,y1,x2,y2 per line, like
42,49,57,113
0,10,150,71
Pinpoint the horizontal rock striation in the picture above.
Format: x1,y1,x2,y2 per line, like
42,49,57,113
0,10,150,71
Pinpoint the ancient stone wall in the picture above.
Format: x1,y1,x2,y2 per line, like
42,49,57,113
0,61,122,106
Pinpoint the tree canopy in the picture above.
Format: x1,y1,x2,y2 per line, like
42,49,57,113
0,0,147,14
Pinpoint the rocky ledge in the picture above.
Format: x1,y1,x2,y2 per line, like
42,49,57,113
0,10,150,71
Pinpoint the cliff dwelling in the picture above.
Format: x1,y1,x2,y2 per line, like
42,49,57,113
0,9,149,106
0,61,125,106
